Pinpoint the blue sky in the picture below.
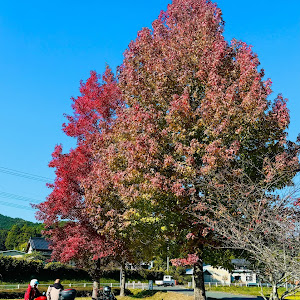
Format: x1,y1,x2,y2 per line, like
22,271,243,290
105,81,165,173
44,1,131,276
0,0,299,222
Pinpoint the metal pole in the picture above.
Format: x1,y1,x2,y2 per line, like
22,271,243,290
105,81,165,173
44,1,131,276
167,243,170,273
167,256,169,272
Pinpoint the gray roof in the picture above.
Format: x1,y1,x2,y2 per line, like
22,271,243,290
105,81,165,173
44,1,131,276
231,259,250,266
28,237,51,251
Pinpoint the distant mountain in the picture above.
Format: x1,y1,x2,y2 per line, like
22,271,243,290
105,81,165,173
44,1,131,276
0,214,39,230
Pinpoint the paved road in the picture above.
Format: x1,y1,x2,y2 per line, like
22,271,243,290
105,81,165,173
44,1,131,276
153,285,263,300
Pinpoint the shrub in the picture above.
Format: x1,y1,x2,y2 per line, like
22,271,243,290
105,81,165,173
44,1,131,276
0,256,164,284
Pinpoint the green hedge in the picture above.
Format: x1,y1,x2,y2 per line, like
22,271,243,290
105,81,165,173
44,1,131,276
0,257,89,282
0,256,164,283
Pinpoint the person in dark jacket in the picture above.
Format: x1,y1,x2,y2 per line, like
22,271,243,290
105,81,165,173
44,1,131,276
46,279,64,300
24,279,42,300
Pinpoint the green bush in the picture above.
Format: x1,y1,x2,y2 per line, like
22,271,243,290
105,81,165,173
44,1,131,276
0,256,164,284
0,256,44,282
0,256,89,283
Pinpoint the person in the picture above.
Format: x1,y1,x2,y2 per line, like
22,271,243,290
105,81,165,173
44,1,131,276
24,279,42,300
46,279,64,300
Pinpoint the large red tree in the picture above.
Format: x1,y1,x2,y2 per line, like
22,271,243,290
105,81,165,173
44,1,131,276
36,68,125,298
107,0,300,299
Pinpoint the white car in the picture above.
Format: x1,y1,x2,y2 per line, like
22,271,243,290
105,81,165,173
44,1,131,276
155,275,175,287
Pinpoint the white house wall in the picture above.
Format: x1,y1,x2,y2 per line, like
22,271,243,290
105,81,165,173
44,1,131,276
201,265,257,284
232,271,257,284
204,265,231,284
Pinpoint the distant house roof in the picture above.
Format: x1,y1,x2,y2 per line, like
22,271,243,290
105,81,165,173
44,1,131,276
26,237,51,252
186,268,193,275
231,259,250,267
204,270,212,275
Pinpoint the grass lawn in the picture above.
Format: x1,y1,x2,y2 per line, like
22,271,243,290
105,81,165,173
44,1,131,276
207,286,300,300
79,291,194,300
0,292,193,300
115,292,193,300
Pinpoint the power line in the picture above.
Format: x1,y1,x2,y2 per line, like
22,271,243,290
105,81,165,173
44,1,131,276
0,200,34,211
0,166,53,183
0,167,50,212
0,191,42,204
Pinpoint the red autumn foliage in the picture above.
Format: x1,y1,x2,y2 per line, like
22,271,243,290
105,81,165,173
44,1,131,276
36,67,122,265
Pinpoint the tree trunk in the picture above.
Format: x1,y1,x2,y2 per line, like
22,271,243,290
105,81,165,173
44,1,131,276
120,263,126,297
269,283,280,300
193,259,206,300
92,258,101,300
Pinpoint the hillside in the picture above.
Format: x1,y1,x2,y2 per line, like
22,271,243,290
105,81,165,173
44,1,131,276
0,214,39,230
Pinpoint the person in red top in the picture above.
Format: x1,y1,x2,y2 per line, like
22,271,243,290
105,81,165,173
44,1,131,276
24,279,42,300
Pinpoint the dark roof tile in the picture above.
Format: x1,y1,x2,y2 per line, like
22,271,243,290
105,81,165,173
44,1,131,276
30,237,51,251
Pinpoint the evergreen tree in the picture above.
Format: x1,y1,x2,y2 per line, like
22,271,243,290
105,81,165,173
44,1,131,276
0,230,8,251
5,225,21,250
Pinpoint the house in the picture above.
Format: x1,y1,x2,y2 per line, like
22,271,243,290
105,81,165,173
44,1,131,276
186,259,257,285
0,250,26,258
231,259,257,284
186,264,231,284
26,237,52,257
204,264,231,284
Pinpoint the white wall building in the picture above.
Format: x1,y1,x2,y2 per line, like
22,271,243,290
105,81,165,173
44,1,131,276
186,259,257,285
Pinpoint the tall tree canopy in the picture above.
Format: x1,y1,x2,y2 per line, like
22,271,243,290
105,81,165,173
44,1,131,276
37,1,299,300
110,0,299,299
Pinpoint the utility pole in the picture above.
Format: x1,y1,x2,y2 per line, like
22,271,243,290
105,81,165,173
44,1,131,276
167,255,169,272
166,239,170,273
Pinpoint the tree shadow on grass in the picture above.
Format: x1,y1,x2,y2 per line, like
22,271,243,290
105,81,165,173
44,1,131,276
131,290,166,298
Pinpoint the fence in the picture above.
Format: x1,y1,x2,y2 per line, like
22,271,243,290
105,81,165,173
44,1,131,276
203,282,296,288
0,282,149,290
204,282,267,287
186,282,274,288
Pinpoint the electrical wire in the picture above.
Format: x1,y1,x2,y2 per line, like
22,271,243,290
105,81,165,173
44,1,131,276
0,191,41,204
0,167,51,212
0,200,34,211
0,166,53,182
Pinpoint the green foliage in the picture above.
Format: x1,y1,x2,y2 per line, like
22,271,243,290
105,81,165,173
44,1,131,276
0,214,40,230
24,251,48,262
4,225,21,250
151,257,167,272
0,256,163,283
0,256,87,283
203,248,236,272
0,231,7,251
0,256,44,282
4,224,43,251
